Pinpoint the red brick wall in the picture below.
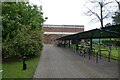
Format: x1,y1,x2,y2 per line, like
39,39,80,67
43,25,84,44
43,27,84,33
43,34,67,44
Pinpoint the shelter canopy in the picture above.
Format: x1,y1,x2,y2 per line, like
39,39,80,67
57,24,120,40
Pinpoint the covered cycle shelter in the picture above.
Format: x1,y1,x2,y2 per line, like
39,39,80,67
56,24,120,63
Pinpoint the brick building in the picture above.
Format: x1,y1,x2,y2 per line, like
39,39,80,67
43,24,84,44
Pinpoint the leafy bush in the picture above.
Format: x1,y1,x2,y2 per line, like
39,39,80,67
2,2,44,58
102,39,120,46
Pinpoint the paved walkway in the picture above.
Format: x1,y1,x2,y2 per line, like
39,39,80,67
34,44,118,78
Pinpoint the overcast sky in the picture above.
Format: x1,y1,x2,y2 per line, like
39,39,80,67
29,0,118,31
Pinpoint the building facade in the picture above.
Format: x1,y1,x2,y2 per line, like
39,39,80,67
43,24,84,44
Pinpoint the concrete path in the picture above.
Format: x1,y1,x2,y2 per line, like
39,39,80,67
34,44,118,78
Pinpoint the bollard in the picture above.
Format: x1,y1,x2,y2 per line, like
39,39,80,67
23,56,27,70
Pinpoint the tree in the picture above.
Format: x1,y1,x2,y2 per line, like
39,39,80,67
112,12,120,24
2,2,45,58
115,0,120,10
105,23,112,27
112,0,120,24
84,0,113,28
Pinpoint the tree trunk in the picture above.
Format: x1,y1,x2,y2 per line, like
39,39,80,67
117,1,120,10
100,2,103,28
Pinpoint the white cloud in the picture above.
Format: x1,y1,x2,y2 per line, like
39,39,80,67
29,0,117,31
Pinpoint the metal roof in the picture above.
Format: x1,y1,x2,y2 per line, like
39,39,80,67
57,24,120,40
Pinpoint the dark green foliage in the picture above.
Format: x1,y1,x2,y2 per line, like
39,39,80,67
112,1,120,24
112,14,120,24
2,2,44,58
102,39,120,46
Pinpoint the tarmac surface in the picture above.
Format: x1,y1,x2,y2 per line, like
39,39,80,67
34,44,118,78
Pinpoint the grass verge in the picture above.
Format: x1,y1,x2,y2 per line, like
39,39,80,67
93,45,119,60
70,44,119,60
2,53,41,78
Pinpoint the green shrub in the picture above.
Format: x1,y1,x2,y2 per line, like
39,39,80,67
102,39,120,46
2,2,44,58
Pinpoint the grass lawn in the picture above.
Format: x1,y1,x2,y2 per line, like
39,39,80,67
70,44,119,60
2,53,41,78
93,44,119,60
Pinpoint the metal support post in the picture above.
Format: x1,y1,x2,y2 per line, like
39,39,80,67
108,38,111,62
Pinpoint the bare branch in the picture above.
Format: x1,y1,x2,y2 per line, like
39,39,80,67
84,0,113,28
115,0,119,3
89,17,99,23
89,0,99,3
103,13,109,19
84,5,101,21
103,1,113,6
115,0,120,10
